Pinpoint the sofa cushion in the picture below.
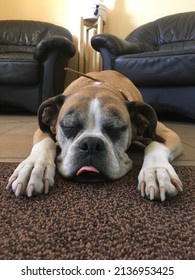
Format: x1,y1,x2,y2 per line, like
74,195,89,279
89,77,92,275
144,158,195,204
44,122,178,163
114,49,195,87
0,52,40,85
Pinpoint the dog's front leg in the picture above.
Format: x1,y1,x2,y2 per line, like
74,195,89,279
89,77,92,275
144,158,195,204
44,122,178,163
138,122,183,201
6,129,56,197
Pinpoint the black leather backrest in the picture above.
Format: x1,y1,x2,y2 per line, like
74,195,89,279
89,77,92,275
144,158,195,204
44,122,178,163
126,12,195,51
0,20,72,46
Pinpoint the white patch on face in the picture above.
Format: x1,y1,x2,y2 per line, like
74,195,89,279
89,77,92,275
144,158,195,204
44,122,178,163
87,98,102,133
93,81,102,85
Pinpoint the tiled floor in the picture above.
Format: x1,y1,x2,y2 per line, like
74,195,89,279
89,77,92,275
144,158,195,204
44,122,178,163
0,115,37,162
0,114,195,166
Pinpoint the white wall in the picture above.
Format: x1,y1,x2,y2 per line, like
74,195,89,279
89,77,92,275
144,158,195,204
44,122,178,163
1,0,194,37
0,0,194,75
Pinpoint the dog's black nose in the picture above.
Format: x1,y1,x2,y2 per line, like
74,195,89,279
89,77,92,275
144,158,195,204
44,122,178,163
79,137,105,154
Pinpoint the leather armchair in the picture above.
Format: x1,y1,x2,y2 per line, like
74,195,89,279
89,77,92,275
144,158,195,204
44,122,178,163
91,12,195,119
0,20,76,113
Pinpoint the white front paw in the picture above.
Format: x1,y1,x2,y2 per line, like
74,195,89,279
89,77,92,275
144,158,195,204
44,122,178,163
138,164,183,201
6,138,56,197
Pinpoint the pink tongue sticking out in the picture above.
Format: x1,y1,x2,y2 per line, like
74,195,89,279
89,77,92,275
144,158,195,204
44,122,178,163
76,166,100,177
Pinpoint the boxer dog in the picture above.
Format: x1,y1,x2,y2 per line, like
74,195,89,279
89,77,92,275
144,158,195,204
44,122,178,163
6,70,183,201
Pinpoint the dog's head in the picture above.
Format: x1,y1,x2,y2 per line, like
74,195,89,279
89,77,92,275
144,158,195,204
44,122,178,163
38,86,164,182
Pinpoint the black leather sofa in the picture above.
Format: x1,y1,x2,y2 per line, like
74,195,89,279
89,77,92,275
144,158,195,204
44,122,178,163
0,20,75,113
91,12,195,119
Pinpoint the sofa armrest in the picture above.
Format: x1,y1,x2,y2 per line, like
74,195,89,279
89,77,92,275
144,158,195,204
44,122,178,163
91,34,152,57
34,35,76,60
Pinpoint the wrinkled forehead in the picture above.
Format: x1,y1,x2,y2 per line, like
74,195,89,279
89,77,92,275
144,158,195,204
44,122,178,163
58,93,129,126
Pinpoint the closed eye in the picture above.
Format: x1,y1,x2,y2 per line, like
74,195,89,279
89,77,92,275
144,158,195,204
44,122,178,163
103,125,127,141
61,126,82,139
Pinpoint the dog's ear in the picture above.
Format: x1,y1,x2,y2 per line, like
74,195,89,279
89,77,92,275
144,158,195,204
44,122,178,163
126,101,165,144
38,95,66,134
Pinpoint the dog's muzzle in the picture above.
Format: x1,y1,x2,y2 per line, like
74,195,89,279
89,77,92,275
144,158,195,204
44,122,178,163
79,136,105,155
73,136,108,182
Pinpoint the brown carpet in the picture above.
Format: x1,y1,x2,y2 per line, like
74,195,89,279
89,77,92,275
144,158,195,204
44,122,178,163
0,162,194,260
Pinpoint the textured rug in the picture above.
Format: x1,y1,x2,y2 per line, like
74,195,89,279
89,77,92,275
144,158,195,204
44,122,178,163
0,162,194,260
